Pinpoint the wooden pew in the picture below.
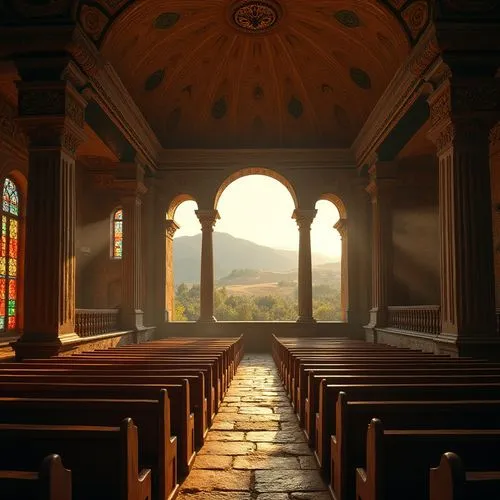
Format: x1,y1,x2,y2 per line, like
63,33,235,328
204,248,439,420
298,361,500,428
65,355,223,406
0,371,207,449
430,452,500,500
1,363,215,425
90,349,228,393
311,372,500,465
0,454,72,500
0,418,151,500
20,359,219,416
287,353,482,401
356,419,500,500
0,390,178,500
316,381,500,473
330,393,500,500
0,380,195,477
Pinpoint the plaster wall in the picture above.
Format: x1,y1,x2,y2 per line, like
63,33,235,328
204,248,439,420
391,156,440,305
75,167,122,308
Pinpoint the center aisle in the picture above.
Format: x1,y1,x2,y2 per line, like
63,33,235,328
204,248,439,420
178,353,329,499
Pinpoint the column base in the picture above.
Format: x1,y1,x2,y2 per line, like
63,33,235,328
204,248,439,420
365,307,388,329
120,308,144,331
12,332,81,361
434,333,500,360
296,316,317,323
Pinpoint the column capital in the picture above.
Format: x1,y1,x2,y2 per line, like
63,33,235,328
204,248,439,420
492,122,500,148
365,161,397,202
165,219,180,240
334,218,348,239
196,209,220,231
115,163,148,199
293,209,317,230
427,76,500,154
16,79,87,157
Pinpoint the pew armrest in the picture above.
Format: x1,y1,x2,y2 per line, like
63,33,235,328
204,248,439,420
356,467,368,500
137,468,152,500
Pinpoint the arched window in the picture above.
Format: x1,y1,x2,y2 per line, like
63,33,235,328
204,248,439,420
111,208,123,259
0,178,19,333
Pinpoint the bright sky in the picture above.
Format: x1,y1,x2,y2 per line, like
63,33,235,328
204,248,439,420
173,175,341,259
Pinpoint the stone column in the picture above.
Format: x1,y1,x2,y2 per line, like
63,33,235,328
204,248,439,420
365,161,397,332
165,219,180,321
196,209,220,322
13,61,87,359
117,163,147,331
293,209,317,323
428,75,500,355
334,218,348,322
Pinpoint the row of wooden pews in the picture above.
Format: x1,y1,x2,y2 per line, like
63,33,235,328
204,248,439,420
0,335,244,500
272,335,500,500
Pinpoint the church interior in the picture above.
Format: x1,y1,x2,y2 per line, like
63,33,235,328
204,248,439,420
0,0,499,498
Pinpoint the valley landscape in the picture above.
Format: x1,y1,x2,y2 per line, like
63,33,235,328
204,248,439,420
173,233,342,321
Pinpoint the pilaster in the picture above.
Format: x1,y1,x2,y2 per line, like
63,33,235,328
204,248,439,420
115,162,147,331
427,70,500,356
196,209,220,323
12,58,87,360
293,209,317,323
365,161,397,332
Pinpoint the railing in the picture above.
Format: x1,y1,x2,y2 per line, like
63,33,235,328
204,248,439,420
387,305,441,335
75,309,120,338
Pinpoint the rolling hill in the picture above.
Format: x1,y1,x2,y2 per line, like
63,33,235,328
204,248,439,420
173,232,338,285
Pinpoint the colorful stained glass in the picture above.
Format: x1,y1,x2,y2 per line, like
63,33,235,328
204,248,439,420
112,208,123,259
1,178,19,332
3,178,19,216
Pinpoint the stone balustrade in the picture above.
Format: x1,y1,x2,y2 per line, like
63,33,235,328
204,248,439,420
387,305,441,335
75,309,120,337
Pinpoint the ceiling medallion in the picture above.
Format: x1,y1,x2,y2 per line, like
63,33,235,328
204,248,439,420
230,0,282,34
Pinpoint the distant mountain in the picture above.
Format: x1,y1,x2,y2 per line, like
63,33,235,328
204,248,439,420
173,232,337,285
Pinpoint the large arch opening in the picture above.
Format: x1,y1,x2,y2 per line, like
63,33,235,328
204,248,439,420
311,195,347,321
214,172,298,321
167,197,201,321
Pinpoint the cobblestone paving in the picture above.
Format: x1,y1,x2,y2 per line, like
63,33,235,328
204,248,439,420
178,354,330,500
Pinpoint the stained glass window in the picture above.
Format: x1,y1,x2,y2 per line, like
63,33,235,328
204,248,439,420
1,178,19,333
112,208,123,259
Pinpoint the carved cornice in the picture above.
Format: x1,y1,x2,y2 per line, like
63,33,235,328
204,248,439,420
195,209,220,231
427,77,500,154
0,24,160,170
353,26,439,168
0,93,27,160
16,80,87,157
158,148,356,171
82,58,161,170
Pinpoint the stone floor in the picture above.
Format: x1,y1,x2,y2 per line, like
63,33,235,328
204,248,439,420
178,354,330,500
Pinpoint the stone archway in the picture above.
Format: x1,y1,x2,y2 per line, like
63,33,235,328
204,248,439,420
165,194,198,321
317,194,348,322
214,167,298,211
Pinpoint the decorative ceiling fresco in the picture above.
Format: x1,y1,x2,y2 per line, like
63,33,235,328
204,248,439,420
76,0,432,148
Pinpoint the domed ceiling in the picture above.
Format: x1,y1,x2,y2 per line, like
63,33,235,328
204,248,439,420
78,0,432,149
